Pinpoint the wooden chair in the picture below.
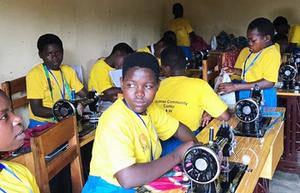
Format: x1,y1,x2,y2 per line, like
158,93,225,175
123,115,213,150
202,52,223,85
1,76,27,111
31,116,84,193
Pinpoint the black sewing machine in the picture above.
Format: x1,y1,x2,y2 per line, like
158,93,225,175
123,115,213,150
278,50,300,90
182,126,247,193
234,85,272,138
186,50,209,69
52,90,101,130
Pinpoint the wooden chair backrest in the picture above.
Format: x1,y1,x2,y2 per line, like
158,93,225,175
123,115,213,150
1,76,27,111
31,116,84,193
202,52,223,85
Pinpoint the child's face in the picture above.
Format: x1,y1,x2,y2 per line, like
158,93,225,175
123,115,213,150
121,67,158,114
113,53,128,69
247,28,269,53
0,95,25,152
39,44,63,70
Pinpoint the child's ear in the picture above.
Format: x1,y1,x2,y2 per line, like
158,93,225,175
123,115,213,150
265,35,271,42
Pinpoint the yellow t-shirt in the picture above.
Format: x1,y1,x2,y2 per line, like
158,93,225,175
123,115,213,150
234,45,281,83
26,64,84,122
289,24,300,47
89,98,179,186
136,46,161,66
154,76,228,132
168,18,193,47
88,59,115,93
0,161,40,193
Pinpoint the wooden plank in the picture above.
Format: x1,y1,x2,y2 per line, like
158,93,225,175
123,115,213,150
36,118,75,155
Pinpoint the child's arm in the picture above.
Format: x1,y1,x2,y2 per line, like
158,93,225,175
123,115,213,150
115,141,194,188
29,99,53,118
101,87,122,102
218,79,274,94
173,122,198,144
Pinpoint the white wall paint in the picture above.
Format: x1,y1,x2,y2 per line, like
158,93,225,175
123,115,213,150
0,0,165,83
164,0,300,42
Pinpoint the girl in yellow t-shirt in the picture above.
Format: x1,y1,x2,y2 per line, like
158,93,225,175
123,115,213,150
0,90,40,193
218,17,281,107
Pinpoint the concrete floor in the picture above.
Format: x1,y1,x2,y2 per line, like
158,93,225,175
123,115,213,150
270,170,300,193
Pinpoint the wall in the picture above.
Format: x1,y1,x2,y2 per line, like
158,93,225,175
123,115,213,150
164,0,300,42
1,0,299,82
0,0,165,83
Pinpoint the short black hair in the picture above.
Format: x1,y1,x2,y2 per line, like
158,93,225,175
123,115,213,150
111,42,134,55
247,17,274,38
172,3,183,17
122,52,160,83
273,16,288,26
161,46,186,70
37,34,63,53
160,31,177,47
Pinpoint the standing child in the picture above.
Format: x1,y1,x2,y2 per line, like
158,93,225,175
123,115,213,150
218,17,281,107
26,34,87,128
0,90,40,193
82,52,197,193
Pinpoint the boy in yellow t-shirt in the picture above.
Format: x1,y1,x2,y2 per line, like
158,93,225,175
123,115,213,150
26,34,87,128
136,31,176,65
155,46,229,155
0,90,40,193
218,18,281,107
168,3,196,59
88,43,134,102
82,52,197,193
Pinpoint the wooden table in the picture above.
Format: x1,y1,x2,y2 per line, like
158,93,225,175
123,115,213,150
277,89,300,174
196,107,285,193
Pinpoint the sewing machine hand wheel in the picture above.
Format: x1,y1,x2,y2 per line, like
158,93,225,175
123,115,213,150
182,145,221,184
52,99,76,121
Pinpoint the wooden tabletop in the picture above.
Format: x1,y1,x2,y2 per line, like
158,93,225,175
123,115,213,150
277,89,300,96
196,107,285,193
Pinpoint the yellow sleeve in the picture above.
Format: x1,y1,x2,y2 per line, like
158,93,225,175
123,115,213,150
289,25,300,45
62,65,84,93
95,116,136,175
184,19,193,34
260,49,281,83
234,47,249,69
88,61,114,93
26,66,45,99
199,81,228,118
148,103,179,141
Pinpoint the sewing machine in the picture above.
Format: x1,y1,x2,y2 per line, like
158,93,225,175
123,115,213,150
234,85,273,138
52,91,101,129
183,126,246,193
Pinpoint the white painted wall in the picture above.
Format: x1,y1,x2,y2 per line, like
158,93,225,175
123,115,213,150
0,0,165,84
164,0,300,42
1,0,299,83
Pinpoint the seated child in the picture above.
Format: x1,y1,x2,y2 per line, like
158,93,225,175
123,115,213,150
26,34,87,128
218,17,281,107
88,43,134,102
0,90,40,193
136,31,176,65
154,46,230,155
82,52,197,193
